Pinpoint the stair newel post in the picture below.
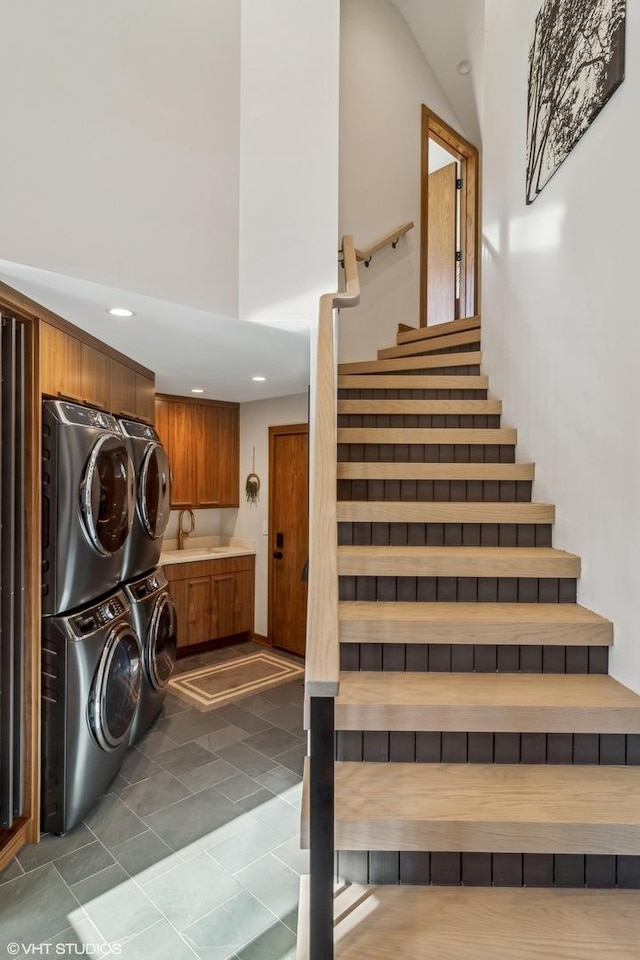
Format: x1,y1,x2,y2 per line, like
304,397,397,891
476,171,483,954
309,695,335,960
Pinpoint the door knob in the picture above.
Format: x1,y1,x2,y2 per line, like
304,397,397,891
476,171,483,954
273,550,283,559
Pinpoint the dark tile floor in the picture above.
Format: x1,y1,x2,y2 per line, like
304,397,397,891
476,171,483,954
0,642,306,960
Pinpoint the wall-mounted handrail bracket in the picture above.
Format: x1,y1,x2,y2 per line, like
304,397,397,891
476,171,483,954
353,220,413,268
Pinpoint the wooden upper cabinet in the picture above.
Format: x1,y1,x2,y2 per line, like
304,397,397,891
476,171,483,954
155,395,239,509
81,343,111,411
135,373,155,425
39,320,155,423
40,322,82,402
110,359,137,418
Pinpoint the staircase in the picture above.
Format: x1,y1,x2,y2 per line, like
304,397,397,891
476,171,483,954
300,315,640,958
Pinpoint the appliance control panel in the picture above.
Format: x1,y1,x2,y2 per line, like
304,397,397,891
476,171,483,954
120,419,158,441
59,401,118,432
127,569,167,601
70,592,129,636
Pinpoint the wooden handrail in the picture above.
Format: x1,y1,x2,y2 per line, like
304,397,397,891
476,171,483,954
354,220,414,265
305,235,360,697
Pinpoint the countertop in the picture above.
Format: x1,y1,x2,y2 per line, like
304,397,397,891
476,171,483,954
160,536,256,566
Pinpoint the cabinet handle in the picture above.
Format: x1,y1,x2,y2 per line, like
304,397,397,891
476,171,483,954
83,399,108,411
117,410,140,420
57,390,84,404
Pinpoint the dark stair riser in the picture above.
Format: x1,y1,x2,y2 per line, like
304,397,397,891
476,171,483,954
338,522,552,548
339,643,608,674
335,731,635,764
339,577,578,603
338,414,501,429
336,851,640,889
338,389,489,400
337,479,533,503
337,444,517,464
394,341,482,357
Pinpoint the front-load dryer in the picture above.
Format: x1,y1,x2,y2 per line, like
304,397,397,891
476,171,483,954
41,589,142,834
42,400,135,615
118,418,171,582
125,567,177,745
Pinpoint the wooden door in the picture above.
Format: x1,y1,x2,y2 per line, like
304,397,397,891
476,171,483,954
233,568,255,635
196,403,239,507
155,399,197,508
187,576,212,645
39,322,82,401
427,161,457,325
268,424,308,656
81,343,111,411
110,360,137,418
211,574,236,639
135,372,155,424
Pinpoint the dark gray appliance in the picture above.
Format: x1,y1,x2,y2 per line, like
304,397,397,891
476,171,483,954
118,418,171,583
125,568,177,745
41,590,141,834
42,400,135,615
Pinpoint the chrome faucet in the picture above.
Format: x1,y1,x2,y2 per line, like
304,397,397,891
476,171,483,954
177,509,195,550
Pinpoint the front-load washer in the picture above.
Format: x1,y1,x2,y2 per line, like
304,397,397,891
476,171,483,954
125,567,177,745
41,589,142,834
118,418,171,582
42,400,135,615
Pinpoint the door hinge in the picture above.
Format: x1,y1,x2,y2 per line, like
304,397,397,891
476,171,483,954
456,251,463,262
456,178,463,190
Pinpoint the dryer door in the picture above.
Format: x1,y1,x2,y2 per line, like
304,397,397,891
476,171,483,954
138,443,172,540
90,624,142,750
81,434,135,556
146,592,177,690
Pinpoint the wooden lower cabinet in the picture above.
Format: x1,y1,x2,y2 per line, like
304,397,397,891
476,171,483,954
165,555,255,653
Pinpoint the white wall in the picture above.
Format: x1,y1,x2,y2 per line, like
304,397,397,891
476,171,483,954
0,0,241,317
339,0,466,362
482,1,640,692
239,0,340,332
222,393,309,637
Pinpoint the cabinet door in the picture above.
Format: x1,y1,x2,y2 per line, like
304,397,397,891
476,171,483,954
233,569,254,635
40,322,82,401
110,360,137,418
135,372,155,424
155,400,197,508
196,403,239,508
81,343,111,410
187,577,212,645
211,575,236,639
168,579,190,650
217,405,239,507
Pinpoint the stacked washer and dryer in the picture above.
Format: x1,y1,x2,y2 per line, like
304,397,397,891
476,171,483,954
41,401,175,834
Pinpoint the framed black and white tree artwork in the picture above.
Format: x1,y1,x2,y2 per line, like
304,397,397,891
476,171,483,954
526,0,626,204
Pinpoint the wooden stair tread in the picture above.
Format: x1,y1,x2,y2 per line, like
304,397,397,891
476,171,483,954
338,601,613,645
302,763,640,853
337,501,554,523
298,881,640,960
337,545,580,578
337,427,516,445
337,374,488,389
338,352,482,375
337,461,535,480
335,672,640,733
338,398,501,414
379,329,481,360
396,314,481,345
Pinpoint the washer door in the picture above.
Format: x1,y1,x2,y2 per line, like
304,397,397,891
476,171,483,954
89,624,142,751
147,593,177,690
138,443,171,540
80,434,135,556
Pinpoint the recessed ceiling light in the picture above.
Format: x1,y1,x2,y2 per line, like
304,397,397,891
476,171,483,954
251,376,267,382
191,388,204,394
107,307,136,318
457,59,472,76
